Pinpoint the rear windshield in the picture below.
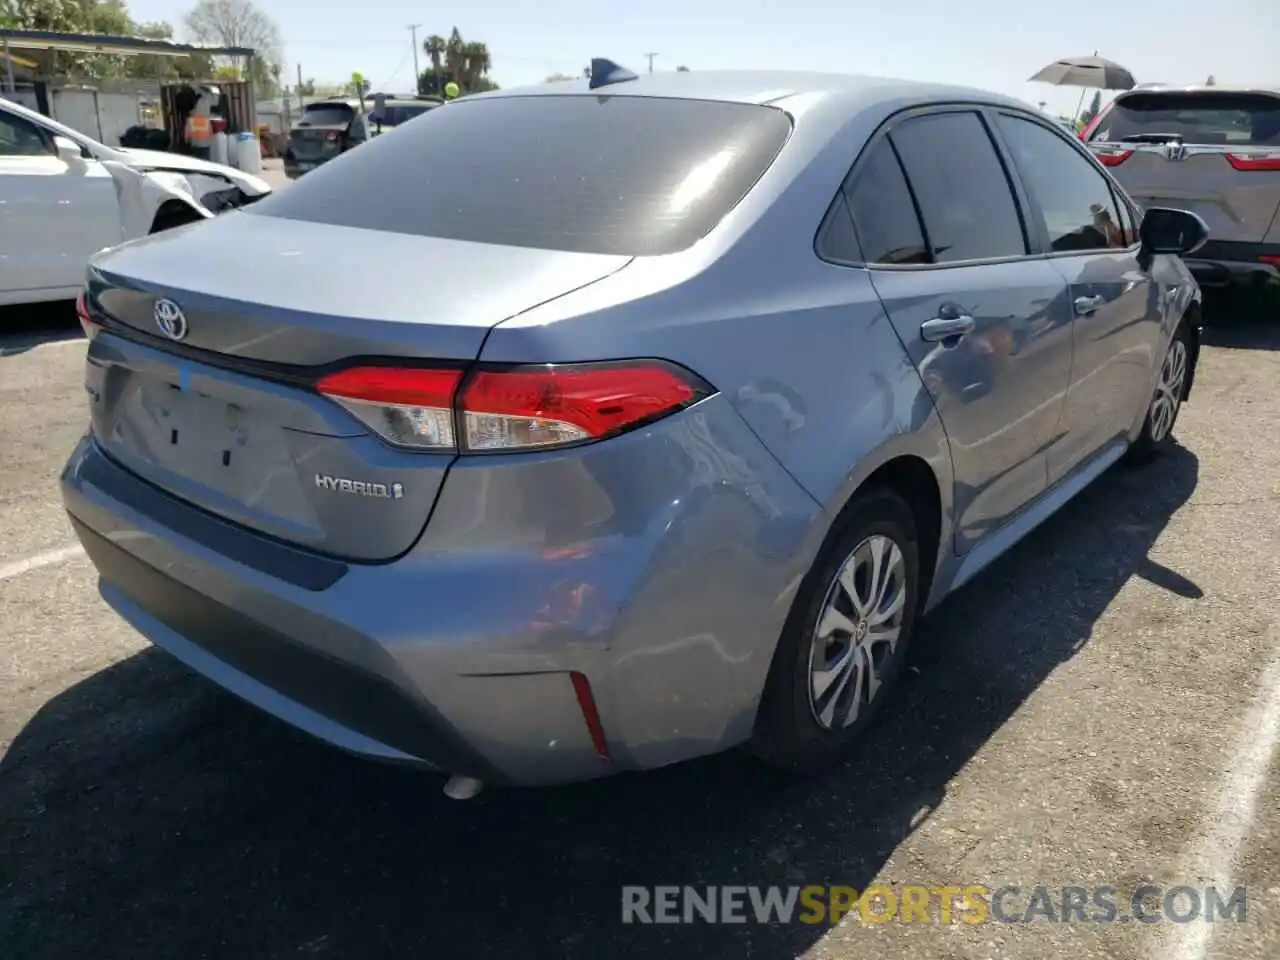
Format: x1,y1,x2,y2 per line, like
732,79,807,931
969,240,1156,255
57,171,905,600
248,94,793,256
297,104,355,127
369,103,436,126
1092,92,1280,146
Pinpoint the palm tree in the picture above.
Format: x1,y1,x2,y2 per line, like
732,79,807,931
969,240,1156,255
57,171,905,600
463,41,491,88
424,35,446,72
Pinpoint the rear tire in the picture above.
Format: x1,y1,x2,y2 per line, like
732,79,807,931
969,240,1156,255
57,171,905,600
750,486,920,772
1125,318,1192,464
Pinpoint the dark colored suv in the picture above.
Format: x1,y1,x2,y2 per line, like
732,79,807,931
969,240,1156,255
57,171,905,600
1083,86,1280,315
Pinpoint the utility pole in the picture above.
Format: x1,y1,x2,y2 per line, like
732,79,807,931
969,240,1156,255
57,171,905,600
296,63,304,103
644,52,659,74
408,24,422,91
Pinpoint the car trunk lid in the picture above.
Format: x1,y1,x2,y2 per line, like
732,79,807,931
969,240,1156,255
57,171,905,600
1086,90,1280,244
85,212,630,561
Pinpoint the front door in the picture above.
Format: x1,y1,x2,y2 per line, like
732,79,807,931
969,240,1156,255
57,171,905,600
846,110,1075,554
0,108,120,294
992,112,1165,484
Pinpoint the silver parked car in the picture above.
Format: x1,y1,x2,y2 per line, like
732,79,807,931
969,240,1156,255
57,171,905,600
1082,85,1280,311
63,68,1207,794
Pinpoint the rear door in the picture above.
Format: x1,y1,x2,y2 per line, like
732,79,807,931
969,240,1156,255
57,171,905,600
1085,90,1280,245
996,111,1162,483
849,109,1074,554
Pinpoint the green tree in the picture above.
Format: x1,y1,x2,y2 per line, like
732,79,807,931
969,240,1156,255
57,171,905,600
419,27,496,95
0,0,183,78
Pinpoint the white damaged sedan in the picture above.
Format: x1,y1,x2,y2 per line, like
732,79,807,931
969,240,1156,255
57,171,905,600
0,95,271,307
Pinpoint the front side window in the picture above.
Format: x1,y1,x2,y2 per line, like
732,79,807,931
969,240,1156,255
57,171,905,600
0,111,52,157
996,114,1129,253
888,112,1027,264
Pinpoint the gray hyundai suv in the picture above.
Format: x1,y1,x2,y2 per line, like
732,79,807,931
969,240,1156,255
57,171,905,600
1083,85,1280,315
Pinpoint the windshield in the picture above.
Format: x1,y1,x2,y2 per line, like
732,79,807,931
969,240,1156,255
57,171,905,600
369,103,437,127
1092,92,1280,146
249,94,793,257
297,104,356,128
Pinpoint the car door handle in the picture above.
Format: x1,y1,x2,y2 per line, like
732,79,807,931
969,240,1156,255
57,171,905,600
1074,295,1105,315
920,315,975,342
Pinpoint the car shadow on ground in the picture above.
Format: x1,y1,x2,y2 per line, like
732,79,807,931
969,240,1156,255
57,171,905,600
1201,317,1280,352
0,301,82,357
0,446,1201,959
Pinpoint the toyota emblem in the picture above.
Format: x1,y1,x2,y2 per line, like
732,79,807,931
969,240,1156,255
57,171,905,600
153,298,188,341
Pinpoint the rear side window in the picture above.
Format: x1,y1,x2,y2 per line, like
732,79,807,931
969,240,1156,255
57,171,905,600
844,139,928,265
996,115,1131,252
298,104,356,127
889,112,1027,263
1093,92,1280,146
251,95,793,256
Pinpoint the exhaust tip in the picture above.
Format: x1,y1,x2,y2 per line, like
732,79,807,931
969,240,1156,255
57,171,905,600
443,775,485,800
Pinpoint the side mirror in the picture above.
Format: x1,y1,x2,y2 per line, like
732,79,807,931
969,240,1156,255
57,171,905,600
53,135,85,166
1139,207,1209,257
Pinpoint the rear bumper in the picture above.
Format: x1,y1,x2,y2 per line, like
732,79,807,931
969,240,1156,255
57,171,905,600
1183,240,1280,308
60,397,820,786
281,153,334,179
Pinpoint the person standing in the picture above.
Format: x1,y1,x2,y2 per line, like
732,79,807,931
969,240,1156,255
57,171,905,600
183,86,216,159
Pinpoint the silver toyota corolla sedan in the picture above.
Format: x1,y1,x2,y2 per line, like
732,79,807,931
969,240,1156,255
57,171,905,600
62,66,1207,795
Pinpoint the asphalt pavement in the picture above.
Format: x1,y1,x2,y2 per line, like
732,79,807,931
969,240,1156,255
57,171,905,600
1,300,1278,960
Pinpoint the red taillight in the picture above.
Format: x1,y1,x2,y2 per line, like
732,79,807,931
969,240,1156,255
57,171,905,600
461,362,706,451
1225,153,1280,172
317,366,462,449
75,290,100,340
1092,147,1133,167
316,360,709,453
1259,254,1280,267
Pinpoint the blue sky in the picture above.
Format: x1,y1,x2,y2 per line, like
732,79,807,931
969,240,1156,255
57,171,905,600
125,0,1275,116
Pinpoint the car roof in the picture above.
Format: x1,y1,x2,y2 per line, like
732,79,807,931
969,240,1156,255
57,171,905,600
1113,84,1280,98
464,69,1034,114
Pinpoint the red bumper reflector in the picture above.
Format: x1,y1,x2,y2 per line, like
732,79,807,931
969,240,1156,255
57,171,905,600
570,671,610,761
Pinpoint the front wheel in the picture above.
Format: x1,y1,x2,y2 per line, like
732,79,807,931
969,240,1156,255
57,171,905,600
1126,320,1192,464
750,487,920,772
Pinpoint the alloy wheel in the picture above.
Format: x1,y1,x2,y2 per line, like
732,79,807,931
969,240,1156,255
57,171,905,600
1149,337,1188,443
807,534,907,730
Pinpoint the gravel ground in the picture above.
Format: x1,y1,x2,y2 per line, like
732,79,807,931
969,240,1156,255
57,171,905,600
1,301,1277,960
